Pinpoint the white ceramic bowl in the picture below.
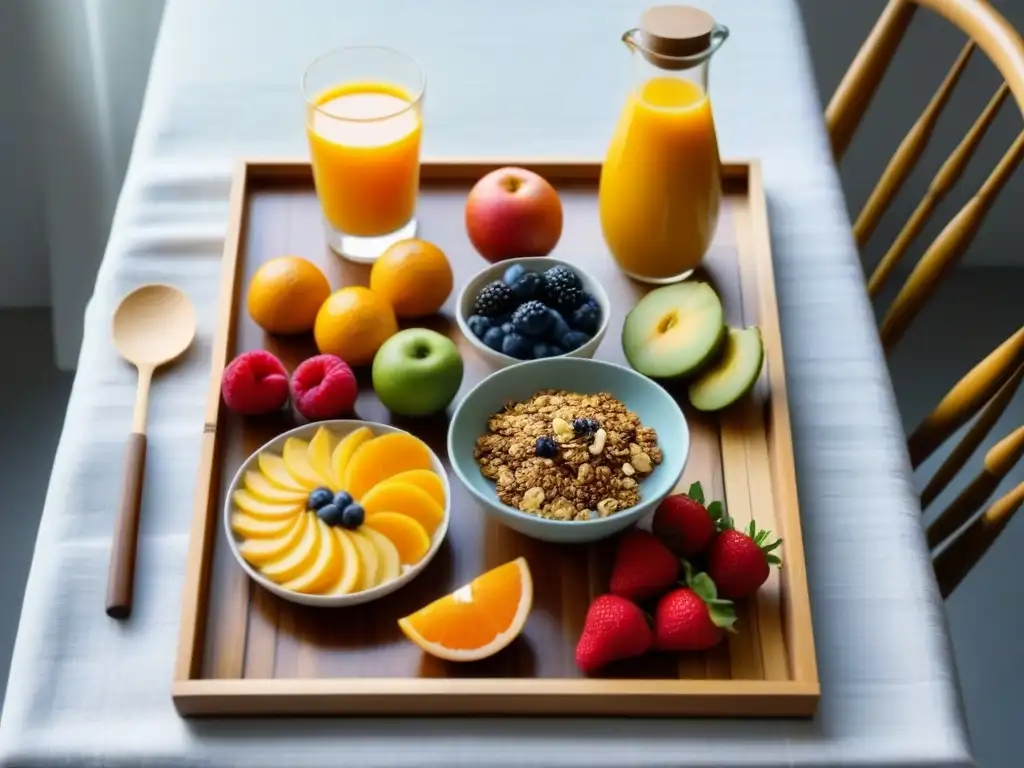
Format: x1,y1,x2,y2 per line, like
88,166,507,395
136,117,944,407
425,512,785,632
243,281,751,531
455,256,611,369
223,419,450,607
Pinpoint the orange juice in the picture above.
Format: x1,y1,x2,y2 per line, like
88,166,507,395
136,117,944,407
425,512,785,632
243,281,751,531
599,77,721,281
307,82,422,238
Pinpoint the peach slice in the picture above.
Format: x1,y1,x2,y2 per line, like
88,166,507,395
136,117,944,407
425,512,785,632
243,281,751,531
282,517,342,594
386,469,446,507
349,529,380,590
344,433,433,500
232,490,303,520
230,512,296,539
324,527,362,596
307,426,339,490
331,426,373,488
364,512,430,566
239,512,308,567
258,452,305,492
261,512,322,583
361,525,401,583
243,471,307,504
360,481,444,535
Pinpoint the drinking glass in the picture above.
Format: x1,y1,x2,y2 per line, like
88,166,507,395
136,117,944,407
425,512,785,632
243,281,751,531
303,46,425,262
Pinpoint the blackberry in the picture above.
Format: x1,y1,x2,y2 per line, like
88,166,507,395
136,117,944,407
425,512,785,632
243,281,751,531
472,280,515,317
572,417,600,436
535,436,558,458
542,266,584,312
511,300,553,336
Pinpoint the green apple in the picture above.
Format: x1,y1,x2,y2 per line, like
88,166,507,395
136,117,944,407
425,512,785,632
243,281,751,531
688,327,764,412
621,282,725,378
372,328,464,416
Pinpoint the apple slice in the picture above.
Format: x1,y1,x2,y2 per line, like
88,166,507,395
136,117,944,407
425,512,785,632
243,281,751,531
307,426,339,490
622,282,725,379
325,527,362,595
243,471,307,504
282,517,342,594
688,327,764,412
361,525,402,584
238,512,308,567
258,452,306,492
349,529,381,590
261,512,322,584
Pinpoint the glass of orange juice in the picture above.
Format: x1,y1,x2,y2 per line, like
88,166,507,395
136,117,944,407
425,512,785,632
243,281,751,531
303,46,425,262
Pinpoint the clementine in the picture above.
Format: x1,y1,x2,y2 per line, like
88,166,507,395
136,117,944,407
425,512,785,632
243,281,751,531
369,239,453,318
247,255,331,334
314,286,398,366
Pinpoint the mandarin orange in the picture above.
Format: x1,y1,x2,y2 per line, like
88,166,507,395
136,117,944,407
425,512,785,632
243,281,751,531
247,255,330,334
314,286,398,366
369,239,453,318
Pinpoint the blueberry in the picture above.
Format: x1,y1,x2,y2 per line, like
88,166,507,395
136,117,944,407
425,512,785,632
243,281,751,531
572,417,600,436
560,330,592,351
510,272,542,303
535,436,558,458
545,308,571,342
571,303,601,335
582,292,600,311
317,503,345,526
341,503,365,529
501,332,533,359
466,314,492,339
482,326,506,351
500,321,515,335
503,264,526,286
333,490,353,509
307,487,334,511
511,300,553,336
533,342,564,359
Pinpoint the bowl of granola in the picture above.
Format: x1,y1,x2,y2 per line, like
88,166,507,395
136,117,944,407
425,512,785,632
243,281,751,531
447,357,688,543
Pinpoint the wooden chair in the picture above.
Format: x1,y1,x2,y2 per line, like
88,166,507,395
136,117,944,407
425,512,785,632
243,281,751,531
826,0,1024,596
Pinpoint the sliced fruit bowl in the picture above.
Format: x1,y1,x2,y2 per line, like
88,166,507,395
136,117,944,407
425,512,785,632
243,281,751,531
223,420,450,607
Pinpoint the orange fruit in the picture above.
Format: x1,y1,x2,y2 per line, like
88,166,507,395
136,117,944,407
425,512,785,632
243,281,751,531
398,558,533,661
364,513,431,566
314,286,398,366
247,255,330,334
369,239,454,318
386,469,446,507
343,432,433,500
361,481,445,535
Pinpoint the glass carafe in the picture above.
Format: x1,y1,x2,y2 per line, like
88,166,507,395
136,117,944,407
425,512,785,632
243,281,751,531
599,7,728,283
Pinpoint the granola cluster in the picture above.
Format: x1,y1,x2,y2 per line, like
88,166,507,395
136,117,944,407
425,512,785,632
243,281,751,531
474,390,662,521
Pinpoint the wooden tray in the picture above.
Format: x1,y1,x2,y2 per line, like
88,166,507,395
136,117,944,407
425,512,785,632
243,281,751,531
173,159,819,718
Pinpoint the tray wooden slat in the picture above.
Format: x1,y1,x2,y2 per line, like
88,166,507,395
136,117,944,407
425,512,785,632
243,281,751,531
173,158,819,717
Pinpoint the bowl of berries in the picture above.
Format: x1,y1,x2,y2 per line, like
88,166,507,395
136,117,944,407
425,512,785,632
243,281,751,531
456,257,609,367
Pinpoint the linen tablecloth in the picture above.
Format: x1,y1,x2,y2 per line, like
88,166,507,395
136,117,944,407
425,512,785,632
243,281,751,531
0,1,973,766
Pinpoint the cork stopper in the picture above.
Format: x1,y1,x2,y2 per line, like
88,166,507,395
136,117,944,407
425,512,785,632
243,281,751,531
639,5,715,63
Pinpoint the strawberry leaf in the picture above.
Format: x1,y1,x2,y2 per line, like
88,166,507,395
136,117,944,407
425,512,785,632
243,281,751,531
688,481,705,505
767,554,782,566
707,500,724,523
747,519,757,538
707,598,738,633
763,539,783,554
689,572,719,603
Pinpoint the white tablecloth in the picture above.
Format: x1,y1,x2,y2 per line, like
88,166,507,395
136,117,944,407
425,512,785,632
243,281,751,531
0,1,973,766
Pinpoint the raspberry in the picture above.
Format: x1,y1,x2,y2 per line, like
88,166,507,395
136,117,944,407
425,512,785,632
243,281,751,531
221,350,289,415
289,354,358,421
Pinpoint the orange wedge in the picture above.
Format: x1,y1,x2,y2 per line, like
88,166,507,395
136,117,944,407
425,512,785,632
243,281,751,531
360,481,445,535
344,432,433,500
364,513,431,566
398,557,533,662
384,469,445,507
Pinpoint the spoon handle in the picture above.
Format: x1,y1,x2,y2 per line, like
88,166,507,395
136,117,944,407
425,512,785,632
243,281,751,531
106,432,147,618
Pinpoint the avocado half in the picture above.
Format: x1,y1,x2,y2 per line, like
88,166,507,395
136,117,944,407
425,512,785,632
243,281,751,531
621,282,726,379
687,326,764,412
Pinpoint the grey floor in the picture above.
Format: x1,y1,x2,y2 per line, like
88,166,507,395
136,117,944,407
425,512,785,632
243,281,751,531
0,283,1021,765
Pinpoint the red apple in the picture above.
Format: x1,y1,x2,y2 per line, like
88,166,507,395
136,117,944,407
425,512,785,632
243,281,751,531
465,167,563,262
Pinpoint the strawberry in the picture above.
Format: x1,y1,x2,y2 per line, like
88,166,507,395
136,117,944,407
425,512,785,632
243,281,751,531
654,569,736,652
706,519,782,599
609,529,680,601
575,594,653,673
651,481,725,557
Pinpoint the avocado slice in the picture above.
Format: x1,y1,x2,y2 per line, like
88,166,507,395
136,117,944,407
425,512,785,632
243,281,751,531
621,282,725,379
687,327,764,412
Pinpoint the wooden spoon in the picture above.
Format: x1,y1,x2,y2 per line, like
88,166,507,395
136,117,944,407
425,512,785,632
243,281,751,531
107,284,196,618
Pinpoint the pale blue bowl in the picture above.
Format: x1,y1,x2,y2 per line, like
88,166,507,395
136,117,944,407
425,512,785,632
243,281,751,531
448,358,689,543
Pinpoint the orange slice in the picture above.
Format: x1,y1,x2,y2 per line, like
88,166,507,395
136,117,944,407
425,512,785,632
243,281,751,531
258,452,305,492
243,471,307,504
331,427,373,488
349,529,380,590
238,512,308,567
230,512,296,539
344,433,433,500
364,513,431,566
261,512,322,583
398,557,533,662
325,527,362,595
360,481,445,535
282,517,341,594
307,427,339,490
386,469,446,507
232,490,303,520
360,526,401,584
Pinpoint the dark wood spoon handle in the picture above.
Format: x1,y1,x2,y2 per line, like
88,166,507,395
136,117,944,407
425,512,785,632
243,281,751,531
106,432,147,619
